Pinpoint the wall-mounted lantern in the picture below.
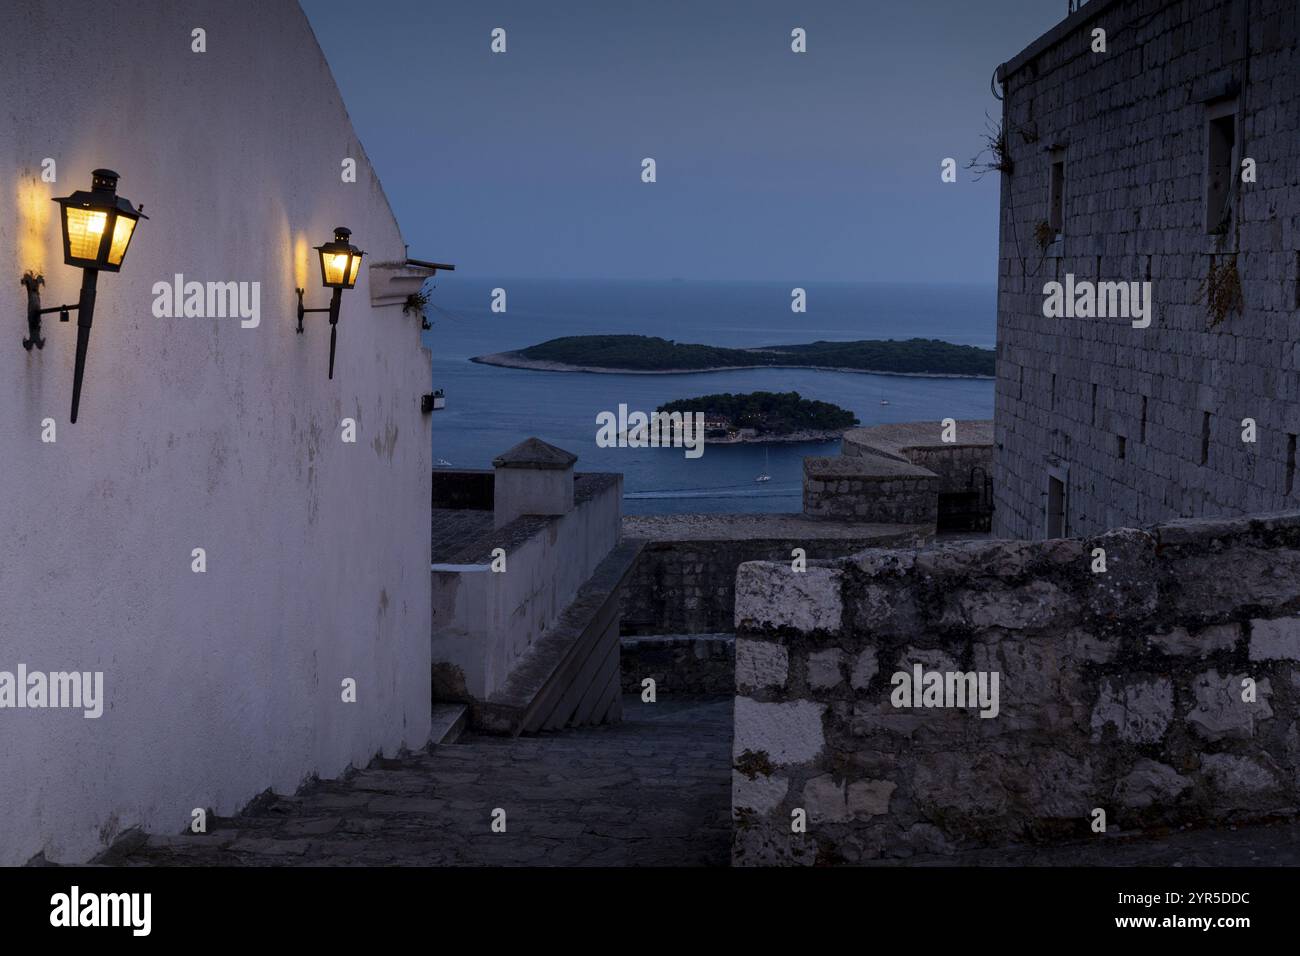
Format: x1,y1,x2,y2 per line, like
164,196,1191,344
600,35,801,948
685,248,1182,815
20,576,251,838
295,226,364,380
21,169,147,423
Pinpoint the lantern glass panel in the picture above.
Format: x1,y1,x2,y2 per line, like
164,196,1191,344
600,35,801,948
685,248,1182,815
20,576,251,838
107,215,136,266
321,250,350,286
65,207,109,261
346,252,362,287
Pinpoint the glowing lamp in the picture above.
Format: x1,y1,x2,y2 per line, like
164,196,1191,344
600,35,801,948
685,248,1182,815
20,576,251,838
53,168,145,272
20,169,147,423
296,226,365,379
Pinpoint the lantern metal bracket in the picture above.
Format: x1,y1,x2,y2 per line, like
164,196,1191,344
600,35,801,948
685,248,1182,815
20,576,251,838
295,287,328,334
21,271,79,351
295,286,345,379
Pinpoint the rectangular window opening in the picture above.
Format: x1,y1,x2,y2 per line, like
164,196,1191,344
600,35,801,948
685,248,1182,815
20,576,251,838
1288,434,1297,495
1140,396,1148,442
1048,149,1066,238
1091,383,1098,426
1046,475,1066,539
1117,435,1127,460
1205,101,1237,235
1201,411,1212,466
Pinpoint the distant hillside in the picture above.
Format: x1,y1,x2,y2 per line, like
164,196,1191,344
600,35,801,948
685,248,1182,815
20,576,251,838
657,391,858,435
477,334,994,377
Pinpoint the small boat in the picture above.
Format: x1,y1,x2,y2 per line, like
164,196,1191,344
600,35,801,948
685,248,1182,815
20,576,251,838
880,399,890,406
755,448,771,482
435,458,453,468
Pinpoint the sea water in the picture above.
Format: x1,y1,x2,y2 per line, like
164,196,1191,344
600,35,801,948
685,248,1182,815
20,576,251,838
422,278,995,515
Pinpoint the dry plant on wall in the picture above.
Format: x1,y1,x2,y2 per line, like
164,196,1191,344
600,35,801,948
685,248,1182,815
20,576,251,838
1199,255,1244,327
967,115,1014,180
1033,220,1055,251
403,289,431,329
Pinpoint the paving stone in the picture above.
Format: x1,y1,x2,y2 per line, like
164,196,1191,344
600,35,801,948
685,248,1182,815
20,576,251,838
122,696,733,867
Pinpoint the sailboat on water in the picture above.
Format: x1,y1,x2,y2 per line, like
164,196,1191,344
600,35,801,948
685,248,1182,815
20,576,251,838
755,447,771,483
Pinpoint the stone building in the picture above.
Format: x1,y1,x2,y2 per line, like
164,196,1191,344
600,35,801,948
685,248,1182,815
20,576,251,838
992,0,1298,539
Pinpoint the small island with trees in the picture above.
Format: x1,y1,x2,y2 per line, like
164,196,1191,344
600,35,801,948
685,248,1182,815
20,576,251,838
471,334,994,378
659,390,859,443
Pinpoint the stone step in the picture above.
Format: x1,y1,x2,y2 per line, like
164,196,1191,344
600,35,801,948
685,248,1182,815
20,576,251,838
430,703,468,745
473,539,644,736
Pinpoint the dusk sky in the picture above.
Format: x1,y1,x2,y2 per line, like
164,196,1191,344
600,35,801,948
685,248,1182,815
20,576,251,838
302,0,1063,284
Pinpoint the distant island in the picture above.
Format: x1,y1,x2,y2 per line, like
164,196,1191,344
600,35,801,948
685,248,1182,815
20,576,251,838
471,334,995,378
659,390,858,444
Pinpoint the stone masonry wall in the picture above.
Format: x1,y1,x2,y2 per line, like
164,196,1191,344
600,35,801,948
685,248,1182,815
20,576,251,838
621,531,925,636
993,0,1300,539
620,635,735,697
906,444,994,496
803,458,939,525
732,510,1300,864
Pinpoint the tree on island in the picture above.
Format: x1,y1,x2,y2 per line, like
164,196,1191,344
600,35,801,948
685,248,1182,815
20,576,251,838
656,391,858,435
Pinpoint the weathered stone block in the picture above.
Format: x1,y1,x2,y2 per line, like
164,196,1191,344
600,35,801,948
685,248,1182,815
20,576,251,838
802,773,896,822
1199,753,1279,797
733,696,826,766
736,639,788,692
1114,759,1193,809
732,770,788,816
807,648,845,690
1249,616,1300,661
850,647,879,690
957,579,1070,630
1090,677,1174,743
1186,671,1273,741
1148,622,1239,656
735,562,843,634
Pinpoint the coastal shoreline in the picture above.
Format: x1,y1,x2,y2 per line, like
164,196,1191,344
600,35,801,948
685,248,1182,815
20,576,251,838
611,428,846,445
470,350,994,381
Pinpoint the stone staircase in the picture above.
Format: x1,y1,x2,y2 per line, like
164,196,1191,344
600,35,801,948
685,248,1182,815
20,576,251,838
470,539,643,736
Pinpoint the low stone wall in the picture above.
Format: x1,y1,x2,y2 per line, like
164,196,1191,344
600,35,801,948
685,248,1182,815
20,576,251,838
620,515,930,636
905,444,992,497
841,419,994,497
432,473,622,702
621,634,735,697
803,456,938,525
731,511,1300,865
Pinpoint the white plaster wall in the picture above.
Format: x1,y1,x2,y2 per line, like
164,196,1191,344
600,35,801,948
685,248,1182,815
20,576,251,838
431,477,622,700
0,0,432,864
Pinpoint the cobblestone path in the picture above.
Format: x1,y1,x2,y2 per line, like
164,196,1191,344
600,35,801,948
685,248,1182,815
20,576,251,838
117,697,732,867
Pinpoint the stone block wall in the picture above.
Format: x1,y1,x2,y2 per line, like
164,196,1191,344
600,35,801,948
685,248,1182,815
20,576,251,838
620,635,735,697
993,0,1300,539
803,457,939,525
620,525,928,636
906,444,994,496
732,510,1300,865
